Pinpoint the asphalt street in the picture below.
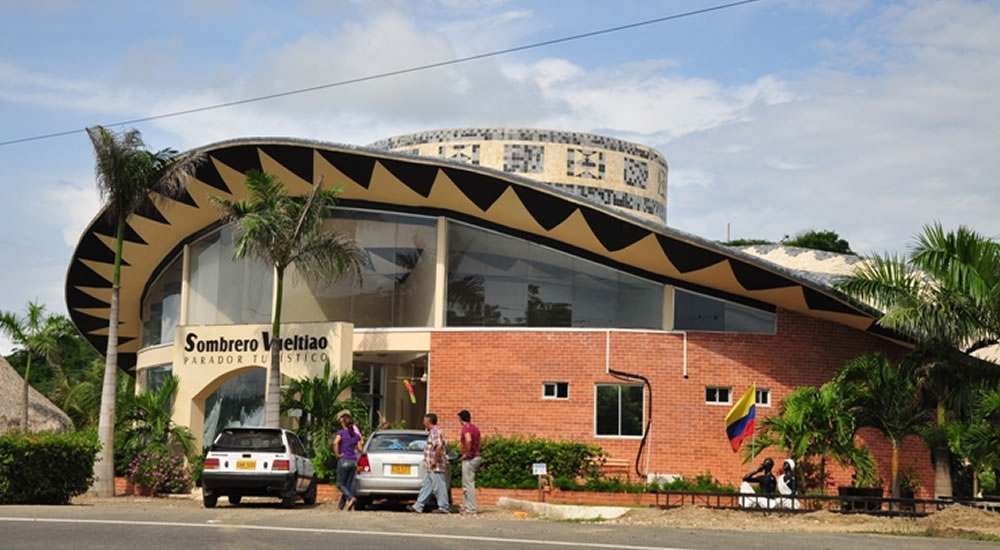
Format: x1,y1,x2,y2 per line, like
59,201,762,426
0,502,995,550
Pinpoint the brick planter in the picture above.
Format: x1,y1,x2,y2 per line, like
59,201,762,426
313,483,659,507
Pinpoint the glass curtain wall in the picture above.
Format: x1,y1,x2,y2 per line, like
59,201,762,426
673,288,776,333
202,368,266,446
142,256,183,347
447,222,662,328
283,209,438,327
187,226,274,326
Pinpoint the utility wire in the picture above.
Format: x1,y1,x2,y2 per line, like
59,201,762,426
0,0,764,147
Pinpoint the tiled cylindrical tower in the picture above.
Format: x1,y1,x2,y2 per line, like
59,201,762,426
369,128,668,224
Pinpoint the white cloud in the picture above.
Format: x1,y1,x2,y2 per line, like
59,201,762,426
43,182,102,247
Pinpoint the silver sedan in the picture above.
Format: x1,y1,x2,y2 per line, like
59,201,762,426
353,430,453,510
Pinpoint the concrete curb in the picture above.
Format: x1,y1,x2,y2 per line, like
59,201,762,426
496,497,630,520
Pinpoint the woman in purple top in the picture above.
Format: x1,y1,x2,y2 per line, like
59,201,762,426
333,412,364,510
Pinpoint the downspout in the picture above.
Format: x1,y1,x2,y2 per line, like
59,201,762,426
604,329,688,479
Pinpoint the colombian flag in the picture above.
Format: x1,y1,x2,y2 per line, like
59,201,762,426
725,384,756,453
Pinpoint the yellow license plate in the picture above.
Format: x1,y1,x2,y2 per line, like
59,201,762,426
390,464,411,475
236,460,256,470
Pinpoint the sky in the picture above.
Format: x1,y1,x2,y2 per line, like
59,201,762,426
1,0,998,354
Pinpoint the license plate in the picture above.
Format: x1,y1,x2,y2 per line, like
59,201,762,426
236,460,256,470
390,464,411,475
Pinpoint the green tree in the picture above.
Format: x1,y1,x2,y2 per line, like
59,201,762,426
280,360,366,480
782,229,854,254
213,169,365,427
0,301,62,431
86,125,202,496
947,386,1000,498
118,375,194,462
837,223,1000,498
50,357,103,430
750,383,876,494
837,353,924,500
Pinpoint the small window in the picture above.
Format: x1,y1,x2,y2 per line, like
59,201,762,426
756,388,770,407
596,384,644,437
705,387,731,404
543,382,569,399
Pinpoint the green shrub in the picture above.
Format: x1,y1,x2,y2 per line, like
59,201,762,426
467,435,604,490
554,475,647,493
0,430,100,504
126,450,191,495
659,471,736,493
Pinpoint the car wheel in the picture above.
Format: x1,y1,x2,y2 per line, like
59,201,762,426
228,495,242,505
302,478,317,505
280,494,296,509
354,497,371,511
203,491,218,508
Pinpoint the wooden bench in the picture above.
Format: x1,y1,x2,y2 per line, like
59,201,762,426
590,457,632,479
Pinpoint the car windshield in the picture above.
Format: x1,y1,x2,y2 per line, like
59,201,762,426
368,433,427,453
212,429,285,453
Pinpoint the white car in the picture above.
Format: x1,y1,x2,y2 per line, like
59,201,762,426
201,427,317,508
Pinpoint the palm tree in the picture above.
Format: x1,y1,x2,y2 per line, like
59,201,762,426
87,125,202,496
51,357,103,430
118,375,194,460
0,301,61,431
947,386,1000,498
751,383,877,493
837,353,925,500
213,169,365,428
836,223,1000,498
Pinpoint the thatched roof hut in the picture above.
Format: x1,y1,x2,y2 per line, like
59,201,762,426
0,355,73,433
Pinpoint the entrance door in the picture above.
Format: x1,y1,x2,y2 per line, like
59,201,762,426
353,353,427,430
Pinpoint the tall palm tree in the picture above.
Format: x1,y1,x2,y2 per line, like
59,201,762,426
86,125,202,496
836,223,1000,498
214,169,365,428
0,301,61,431
751,383,876,493
837,353,924,500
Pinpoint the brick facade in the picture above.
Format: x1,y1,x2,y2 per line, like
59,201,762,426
427,308,933,498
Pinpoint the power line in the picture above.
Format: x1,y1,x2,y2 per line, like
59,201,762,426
0,0,765,148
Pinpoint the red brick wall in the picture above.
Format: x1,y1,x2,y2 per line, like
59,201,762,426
427,308,932,498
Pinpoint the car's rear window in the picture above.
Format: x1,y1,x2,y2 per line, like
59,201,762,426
368,433,427,452
212,429,285,453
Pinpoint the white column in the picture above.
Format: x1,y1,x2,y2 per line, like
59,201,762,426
433,216,448,329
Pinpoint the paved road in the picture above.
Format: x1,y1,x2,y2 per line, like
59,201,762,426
0,502,994,550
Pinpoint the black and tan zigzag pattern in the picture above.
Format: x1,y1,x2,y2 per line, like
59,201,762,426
65,139,894,370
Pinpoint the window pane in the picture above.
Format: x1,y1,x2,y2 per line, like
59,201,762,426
448,223,662,329
142,257,183,347
284,209,437,327
543,383,555,397
720,388,730,402
556,383,569,399
674,289,775,333
188,226,273,326
674,290,725,331
706,388,716,402
621,386,644,436
595,386,619,436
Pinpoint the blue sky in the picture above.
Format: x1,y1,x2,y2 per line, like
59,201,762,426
2,0,999,353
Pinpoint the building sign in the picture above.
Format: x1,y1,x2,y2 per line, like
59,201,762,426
174,322,352,381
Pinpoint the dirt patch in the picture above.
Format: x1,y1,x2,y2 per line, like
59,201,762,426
917,505,1000,536
613,504,1000,538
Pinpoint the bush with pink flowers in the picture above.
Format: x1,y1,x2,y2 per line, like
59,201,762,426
126,450,190,495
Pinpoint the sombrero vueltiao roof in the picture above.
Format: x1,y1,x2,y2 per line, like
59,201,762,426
65,137,900,369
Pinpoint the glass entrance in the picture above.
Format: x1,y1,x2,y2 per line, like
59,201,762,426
353,353,427,430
